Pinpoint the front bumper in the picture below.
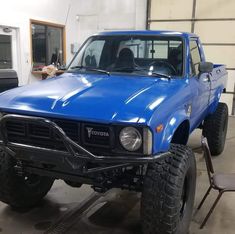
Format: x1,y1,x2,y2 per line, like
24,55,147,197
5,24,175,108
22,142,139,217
0,114,171,174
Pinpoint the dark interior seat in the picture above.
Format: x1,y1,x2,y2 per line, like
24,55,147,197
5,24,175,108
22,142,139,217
115,48,135,69
169,49,180,65
168,46,182,74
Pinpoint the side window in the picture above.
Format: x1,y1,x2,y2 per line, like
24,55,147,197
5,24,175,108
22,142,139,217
82,40,105,68
190,40,201,76
31,22,65,69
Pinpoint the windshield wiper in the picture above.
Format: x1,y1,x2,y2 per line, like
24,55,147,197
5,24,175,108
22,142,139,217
111,67,134,72
111,67,171,79
70,66,110,76
70,65,170,78
132,67,171,79
148,71,171,79
86,68,110,76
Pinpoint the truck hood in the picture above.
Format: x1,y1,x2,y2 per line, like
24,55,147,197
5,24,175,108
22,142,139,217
0,72,183,124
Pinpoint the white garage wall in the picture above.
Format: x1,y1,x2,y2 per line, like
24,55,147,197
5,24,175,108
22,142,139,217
0,0,147,85
148,0,235,115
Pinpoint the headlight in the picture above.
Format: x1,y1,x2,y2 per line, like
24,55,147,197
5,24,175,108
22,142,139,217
119,127,142,151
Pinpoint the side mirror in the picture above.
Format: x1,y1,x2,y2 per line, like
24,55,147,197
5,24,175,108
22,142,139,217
198,62,213,73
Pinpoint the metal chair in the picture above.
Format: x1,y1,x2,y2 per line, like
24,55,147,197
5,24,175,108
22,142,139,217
197,137,235,229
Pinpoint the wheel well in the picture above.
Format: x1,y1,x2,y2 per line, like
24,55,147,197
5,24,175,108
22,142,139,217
171,120,190,145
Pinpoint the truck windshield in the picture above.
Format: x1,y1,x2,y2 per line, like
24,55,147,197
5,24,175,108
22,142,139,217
68,35,184,77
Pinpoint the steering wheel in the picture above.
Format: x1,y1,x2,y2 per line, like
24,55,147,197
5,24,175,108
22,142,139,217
149,60,177,75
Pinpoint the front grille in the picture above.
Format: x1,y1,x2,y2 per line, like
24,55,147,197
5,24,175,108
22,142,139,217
6,121,25,136
28,123,51,139
5,118,112,151
83,123,111,148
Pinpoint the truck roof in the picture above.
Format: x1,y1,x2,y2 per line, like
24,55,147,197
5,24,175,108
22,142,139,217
97,30,198,39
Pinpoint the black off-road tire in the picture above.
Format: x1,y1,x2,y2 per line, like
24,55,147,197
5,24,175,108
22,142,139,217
141,144,196,234
0,149,54,209
203,102,228,156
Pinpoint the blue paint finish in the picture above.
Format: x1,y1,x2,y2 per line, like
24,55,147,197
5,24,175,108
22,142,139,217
0,30,228,154
157,110,190,152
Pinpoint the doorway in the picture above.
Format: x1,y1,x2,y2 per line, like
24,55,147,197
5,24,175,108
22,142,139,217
0,26,18,72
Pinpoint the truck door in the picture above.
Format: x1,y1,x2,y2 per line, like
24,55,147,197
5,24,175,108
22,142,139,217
189,39,211,129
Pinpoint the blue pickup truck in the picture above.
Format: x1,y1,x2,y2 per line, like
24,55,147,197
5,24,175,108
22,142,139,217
0,31,228,234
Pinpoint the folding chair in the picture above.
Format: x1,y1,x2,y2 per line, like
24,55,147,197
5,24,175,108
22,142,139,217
197,137,235,229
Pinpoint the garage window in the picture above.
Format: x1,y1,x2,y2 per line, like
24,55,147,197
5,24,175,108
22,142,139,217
31,20,65,70
0,35,12,69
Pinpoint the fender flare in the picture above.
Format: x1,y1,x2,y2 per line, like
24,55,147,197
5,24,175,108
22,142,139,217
153,109,190,153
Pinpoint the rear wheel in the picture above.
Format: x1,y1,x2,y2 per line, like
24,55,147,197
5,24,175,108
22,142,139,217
203,102,228,156
141,144,196,234
0,149,54,209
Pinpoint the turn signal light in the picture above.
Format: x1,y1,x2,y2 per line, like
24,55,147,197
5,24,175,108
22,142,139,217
156,124,164,133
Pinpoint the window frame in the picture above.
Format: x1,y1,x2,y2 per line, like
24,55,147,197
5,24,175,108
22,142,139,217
189,39,202,77
68,35,186,78
30,19,66,69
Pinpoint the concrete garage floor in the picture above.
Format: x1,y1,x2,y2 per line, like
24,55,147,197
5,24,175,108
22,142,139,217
0,117,234,234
